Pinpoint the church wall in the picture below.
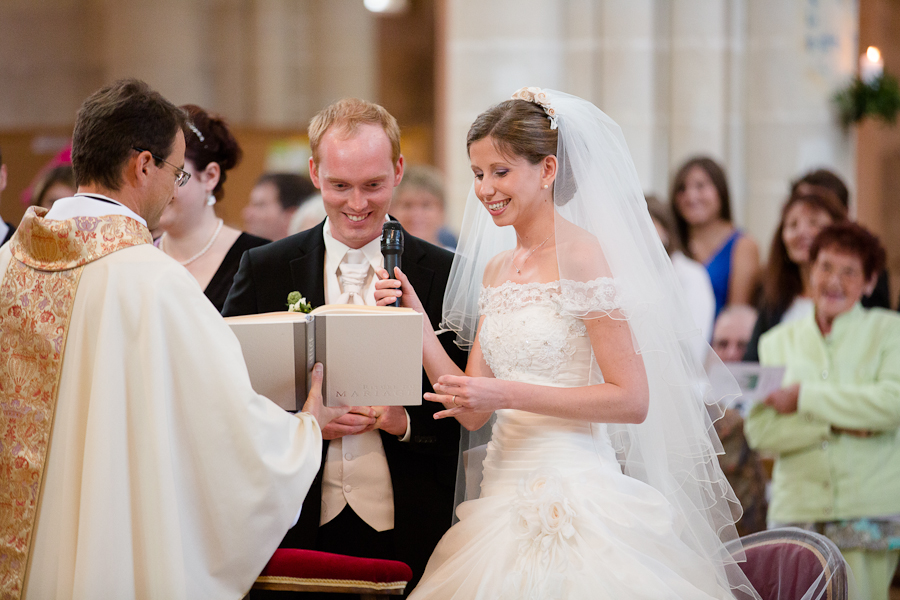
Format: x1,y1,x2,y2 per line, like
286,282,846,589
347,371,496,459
0,0,876,288
440,0,858,262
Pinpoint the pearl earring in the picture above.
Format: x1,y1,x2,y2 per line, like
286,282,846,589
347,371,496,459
206,193,216,206
543,184,549,189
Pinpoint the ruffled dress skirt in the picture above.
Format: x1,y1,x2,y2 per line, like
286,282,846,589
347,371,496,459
408,409,737,600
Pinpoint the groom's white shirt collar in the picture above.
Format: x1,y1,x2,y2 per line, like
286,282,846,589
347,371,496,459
322,216,387,276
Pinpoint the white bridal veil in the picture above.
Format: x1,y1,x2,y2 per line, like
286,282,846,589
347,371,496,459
443,88,768,599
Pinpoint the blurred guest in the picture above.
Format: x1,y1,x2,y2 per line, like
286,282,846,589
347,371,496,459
391,164,454,249
791,168,850,206
20,144,73,207
746,222,900,600
708,304,769,536
712,304,758,362
157,104,269,312
287,194,327,236
31,164,76,209
792,167,892,310
437,227,458,249
744,188,847,360
671,156,760,316
646,195,715,360
0,146,13,245
243,172,315,241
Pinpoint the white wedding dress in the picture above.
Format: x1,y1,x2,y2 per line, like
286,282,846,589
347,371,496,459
409,279,739,600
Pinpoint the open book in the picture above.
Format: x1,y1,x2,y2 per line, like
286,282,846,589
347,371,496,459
225,305,423,409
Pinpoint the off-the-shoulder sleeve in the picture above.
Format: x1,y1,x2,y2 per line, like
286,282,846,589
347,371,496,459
558,277,626,315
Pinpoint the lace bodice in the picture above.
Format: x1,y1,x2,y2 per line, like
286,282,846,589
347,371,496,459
478,278,621,386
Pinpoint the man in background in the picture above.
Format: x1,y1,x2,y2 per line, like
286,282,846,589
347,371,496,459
710,304,768,536
712,304,758,363
391,164,456,249
243,171,316,241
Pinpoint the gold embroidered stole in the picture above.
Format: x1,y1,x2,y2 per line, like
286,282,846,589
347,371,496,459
0,207,151,600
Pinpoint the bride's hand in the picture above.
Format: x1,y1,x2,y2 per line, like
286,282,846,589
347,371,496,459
375,267,425,314
424,375,507,419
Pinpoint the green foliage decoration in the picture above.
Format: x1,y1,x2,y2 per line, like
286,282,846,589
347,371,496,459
833,74,900,127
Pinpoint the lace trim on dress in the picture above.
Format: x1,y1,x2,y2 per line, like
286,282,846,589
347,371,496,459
477,306,586,383
479,277,623,317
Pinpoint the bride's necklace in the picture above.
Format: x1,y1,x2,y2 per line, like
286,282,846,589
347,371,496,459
162,218,224,266
511,232,554,274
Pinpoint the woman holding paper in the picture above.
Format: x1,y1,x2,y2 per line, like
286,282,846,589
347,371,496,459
376,89,765,599
745,222,900,600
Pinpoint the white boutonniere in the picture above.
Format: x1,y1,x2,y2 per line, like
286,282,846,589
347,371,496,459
287,291,312,313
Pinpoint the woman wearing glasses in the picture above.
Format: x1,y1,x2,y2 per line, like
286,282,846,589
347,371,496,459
156,104,269,312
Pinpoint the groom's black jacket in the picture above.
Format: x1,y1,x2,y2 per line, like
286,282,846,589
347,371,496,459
222,218,466,587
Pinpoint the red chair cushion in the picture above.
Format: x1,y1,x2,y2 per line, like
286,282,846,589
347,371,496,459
738,539,830,600
259,548,412,585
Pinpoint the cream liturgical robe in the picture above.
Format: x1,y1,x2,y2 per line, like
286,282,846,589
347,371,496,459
0,202,322,600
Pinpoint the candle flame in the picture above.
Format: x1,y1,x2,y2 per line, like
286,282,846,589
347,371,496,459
867,46,881,62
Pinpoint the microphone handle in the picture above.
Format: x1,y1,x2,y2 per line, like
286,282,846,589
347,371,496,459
384,253,401,307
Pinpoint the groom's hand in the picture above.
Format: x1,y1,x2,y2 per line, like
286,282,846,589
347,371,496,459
366,406,408,437
320,406,377,440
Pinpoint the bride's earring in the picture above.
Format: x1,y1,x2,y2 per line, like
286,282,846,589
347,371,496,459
206,193,216,206
543,184,549,189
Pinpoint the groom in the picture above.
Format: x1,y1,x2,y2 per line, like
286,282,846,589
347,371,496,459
223,98,466,592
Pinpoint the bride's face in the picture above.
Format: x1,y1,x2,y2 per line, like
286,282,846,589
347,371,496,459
469,137,549,227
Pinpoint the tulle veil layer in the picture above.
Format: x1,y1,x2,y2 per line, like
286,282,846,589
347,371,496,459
442,88,770,599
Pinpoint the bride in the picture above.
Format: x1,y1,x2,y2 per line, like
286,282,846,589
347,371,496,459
376,88,759,599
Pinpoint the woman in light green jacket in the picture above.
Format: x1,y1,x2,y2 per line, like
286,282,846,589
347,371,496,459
745,222,900,600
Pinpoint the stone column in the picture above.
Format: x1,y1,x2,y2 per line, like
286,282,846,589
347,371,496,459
668,0,729,168
440,0,665,229
594,0,658,192
440,0,567,229
742,0,856,244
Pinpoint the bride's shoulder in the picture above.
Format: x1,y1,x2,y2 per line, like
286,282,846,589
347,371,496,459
555,220,610,281
482,250,512,286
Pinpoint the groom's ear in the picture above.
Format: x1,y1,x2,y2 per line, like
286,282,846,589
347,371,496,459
309,156,321,189
541,155,558,186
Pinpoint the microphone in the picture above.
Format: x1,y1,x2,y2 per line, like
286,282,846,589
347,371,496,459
381,221,404,308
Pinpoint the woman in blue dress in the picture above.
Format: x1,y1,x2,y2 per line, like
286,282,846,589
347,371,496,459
671,157,760,316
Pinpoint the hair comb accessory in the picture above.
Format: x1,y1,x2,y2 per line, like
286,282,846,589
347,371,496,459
187,122,206,143
511,87,558,129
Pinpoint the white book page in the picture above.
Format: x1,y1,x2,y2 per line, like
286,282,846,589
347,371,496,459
724,362,786,417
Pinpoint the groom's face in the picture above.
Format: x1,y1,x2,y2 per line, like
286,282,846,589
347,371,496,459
310,123,404,249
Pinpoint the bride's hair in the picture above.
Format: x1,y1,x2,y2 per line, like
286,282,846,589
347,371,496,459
467,99,576,203
466,100,556,162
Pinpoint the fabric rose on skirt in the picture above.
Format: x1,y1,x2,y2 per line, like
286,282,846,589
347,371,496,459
502,468,578,600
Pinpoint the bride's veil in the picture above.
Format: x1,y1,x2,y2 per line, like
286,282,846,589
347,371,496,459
443,88,763,599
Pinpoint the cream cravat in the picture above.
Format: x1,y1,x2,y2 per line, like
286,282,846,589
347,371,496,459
336,249,369,305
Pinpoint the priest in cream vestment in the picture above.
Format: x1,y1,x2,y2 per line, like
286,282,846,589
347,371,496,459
0,79,336,600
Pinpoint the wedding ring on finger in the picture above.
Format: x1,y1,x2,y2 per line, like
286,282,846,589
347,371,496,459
452,395,459,407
